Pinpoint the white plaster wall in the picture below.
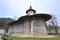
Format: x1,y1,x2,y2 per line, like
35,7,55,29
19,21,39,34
8,17,48,36
27,11,35,15
31,19,36,35
13,23,24,32
8,26,14,34
24,19,31,33
8,23,24,34
34,18,47,34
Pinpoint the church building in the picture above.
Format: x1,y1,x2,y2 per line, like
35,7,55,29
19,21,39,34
7,6,52,37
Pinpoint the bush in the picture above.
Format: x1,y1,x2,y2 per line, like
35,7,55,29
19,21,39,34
1,35,10,40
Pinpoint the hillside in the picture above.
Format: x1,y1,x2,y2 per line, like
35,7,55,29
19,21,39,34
0,18,14,29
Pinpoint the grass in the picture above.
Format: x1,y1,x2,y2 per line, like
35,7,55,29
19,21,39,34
2,36,60,40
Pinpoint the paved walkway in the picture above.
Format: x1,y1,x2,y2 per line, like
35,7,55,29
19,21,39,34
0,35,2,40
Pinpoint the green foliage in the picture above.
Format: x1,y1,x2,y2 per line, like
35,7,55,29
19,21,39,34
1,35,9,40
0,18,14,29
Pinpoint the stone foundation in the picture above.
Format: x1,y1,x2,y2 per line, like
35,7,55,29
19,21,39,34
10,32,48,37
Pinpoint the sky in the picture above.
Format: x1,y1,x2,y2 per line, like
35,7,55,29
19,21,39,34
0,0,60,26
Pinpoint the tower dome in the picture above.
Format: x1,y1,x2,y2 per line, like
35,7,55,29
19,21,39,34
26,6,36,15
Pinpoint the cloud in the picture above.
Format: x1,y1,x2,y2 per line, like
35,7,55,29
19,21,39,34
0,0,60,25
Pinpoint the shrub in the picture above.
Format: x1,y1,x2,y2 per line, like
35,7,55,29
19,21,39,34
1,35,10,40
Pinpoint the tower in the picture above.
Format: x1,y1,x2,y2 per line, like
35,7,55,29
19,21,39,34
26,6,36,15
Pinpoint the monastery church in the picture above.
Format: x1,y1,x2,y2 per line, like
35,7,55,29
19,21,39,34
7,6,53,37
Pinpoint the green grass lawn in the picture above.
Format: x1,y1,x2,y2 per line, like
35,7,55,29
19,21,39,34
2,36,60,40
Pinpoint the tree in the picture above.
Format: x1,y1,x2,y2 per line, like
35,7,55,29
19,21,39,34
51,15,58,34
47,14,58,34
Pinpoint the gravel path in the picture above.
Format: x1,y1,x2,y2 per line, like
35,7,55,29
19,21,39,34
0,35,2,40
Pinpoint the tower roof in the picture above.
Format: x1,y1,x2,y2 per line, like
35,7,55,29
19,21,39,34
29,5,32,9
26,6,36,13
